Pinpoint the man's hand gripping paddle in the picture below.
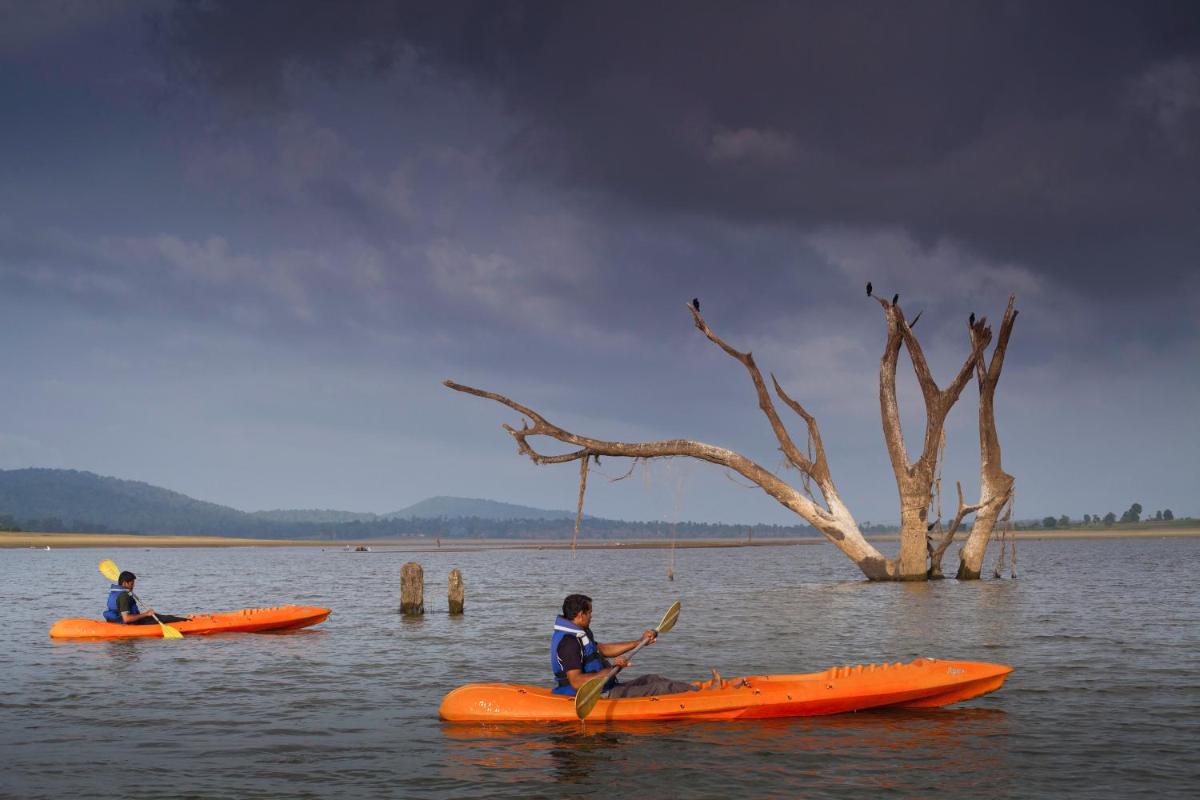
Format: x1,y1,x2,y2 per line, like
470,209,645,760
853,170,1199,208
98,559,183,639
574,600,680,720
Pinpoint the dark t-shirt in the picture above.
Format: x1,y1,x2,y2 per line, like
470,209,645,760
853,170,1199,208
556,626,598,673
115,592,136,616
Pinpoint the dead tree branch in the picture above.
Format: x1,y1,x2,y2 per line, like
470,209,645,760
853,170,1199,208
444,301,894,579
958,296,1020,579
929,480,983,577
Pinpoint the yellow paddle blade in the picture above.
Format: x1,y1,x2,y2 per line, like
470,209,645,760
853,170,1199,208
98,559,120,582
574,672,608,720
657,601,681,634
158,621,184,640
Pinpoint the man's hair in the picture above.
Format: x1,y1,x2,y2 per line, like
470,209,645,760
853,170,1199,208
562,594,592,619
117,571,136,584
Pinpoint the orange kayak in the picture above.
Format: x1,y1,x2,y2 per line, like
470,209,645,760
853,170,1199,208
439,658,1012,722
49,605,331,640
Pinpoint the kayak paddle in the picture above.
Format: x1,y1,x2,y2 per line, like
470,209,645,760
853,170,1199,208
574,600,681,720
98,559,183,639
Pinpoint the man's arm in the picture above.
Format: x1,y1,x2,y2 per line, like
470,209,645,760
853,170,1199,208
559,636,631,689
117,592,156,623
597,629,657,658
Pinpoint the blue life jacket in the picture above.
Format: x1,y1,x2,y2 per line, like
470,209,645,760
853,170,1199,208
550,616,613,696
103,584,139,623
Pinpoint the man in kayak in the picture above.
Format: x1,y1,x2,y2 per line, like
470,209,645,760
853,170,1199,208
552,593,734,698
103,571,189,625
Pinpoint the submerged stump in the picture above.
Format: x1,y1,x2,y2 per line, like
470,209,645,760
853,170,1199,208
401,562,424,616
448,568,464,615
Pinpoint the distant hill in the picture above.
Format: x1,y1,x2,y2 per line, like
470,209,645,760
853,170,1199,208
0,468,256,535
385,496,579,521
250,509,381,524
0,468,818,540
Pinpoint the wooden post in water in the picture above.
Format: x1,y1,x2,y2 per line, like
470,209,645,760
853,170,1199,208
401,562,424,616
448,568,464,615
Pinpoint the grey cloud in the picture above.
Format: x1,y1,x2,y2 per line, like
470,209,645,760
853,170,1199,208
158,1,1200,301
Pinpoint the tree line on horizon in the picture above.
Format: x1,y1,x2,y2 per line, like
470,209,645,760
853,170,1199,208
0,511,832,539
1015,502,1182,530
1,504,1191,539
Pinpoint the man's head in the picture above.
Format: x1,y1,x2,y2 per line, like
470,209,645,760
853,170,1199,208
562,593,592,624
118,571,136,588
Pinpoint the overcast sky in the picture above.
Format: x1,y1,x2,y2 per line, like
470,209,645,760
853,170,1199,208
1,0,1197,525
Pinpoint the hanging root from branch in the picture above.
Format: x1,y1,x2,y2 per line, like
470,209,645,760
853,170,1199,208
610,458,639,483
573,455,589,553
992,491,1016,579
724,470,759,489
988,494,1017,575
1008,491,1017,578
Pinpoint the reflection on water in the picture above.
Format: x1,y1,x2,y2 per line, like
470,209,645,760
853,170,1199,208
1,537,1197,798
442,708,1012,794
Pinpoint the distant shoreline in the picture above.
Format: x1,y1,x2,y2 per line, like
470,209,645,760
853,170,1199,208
3,528,1198,550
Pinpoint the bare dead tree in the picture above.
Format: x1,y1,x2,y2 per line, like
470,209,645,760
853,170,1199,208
446,294,1013,582
873,296,992,578
957,296,1020,579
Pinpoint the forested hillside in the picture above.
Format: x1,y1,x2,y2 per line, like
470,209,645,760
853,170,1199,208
0,469,820,539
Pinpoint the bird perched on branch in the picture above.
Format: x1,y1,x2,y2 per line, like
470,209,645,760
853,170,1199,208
866,282,873,297
892,293,899,306
969,312,976,326
692,297,700,311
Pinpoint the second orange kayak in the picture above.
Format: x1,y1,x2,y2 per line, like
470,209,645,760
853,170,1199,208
439,658,1012,722
49,605,331,640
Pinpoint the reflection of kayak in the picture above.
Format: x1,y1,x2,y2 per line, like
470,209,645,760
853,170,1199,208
49,605,331,640
439,658,1012,722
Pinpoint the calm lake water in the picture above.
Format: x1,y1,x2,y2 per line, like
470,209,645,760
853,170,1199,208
1,537,1197,798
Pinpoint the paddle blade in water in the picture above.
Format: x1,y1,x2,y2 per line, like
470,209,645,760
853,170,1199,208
574,673,608,720
99,559,120,582
159,622,184,640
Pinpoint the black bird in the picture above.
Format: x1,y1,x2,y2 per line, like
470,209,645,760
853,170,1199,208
692,297,700,312
866,281,873,297
892,293,899,306
969,312,976,326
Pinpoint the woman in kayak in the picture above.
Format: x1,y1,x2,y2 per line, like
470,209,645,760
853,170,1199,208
552,593,738,698
103,571,190,625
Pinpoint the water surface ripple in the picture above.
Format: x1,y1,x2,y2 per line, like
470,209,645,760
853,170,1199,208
1,537,1197,798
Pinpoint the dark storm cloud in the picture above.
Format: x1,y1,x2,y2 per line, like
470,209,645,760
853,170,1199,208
2,1,1196,522
160,0,1200,301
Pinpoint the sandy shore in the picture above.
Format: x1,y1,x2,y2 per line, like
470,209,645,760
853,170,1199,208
3,527,1197,550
